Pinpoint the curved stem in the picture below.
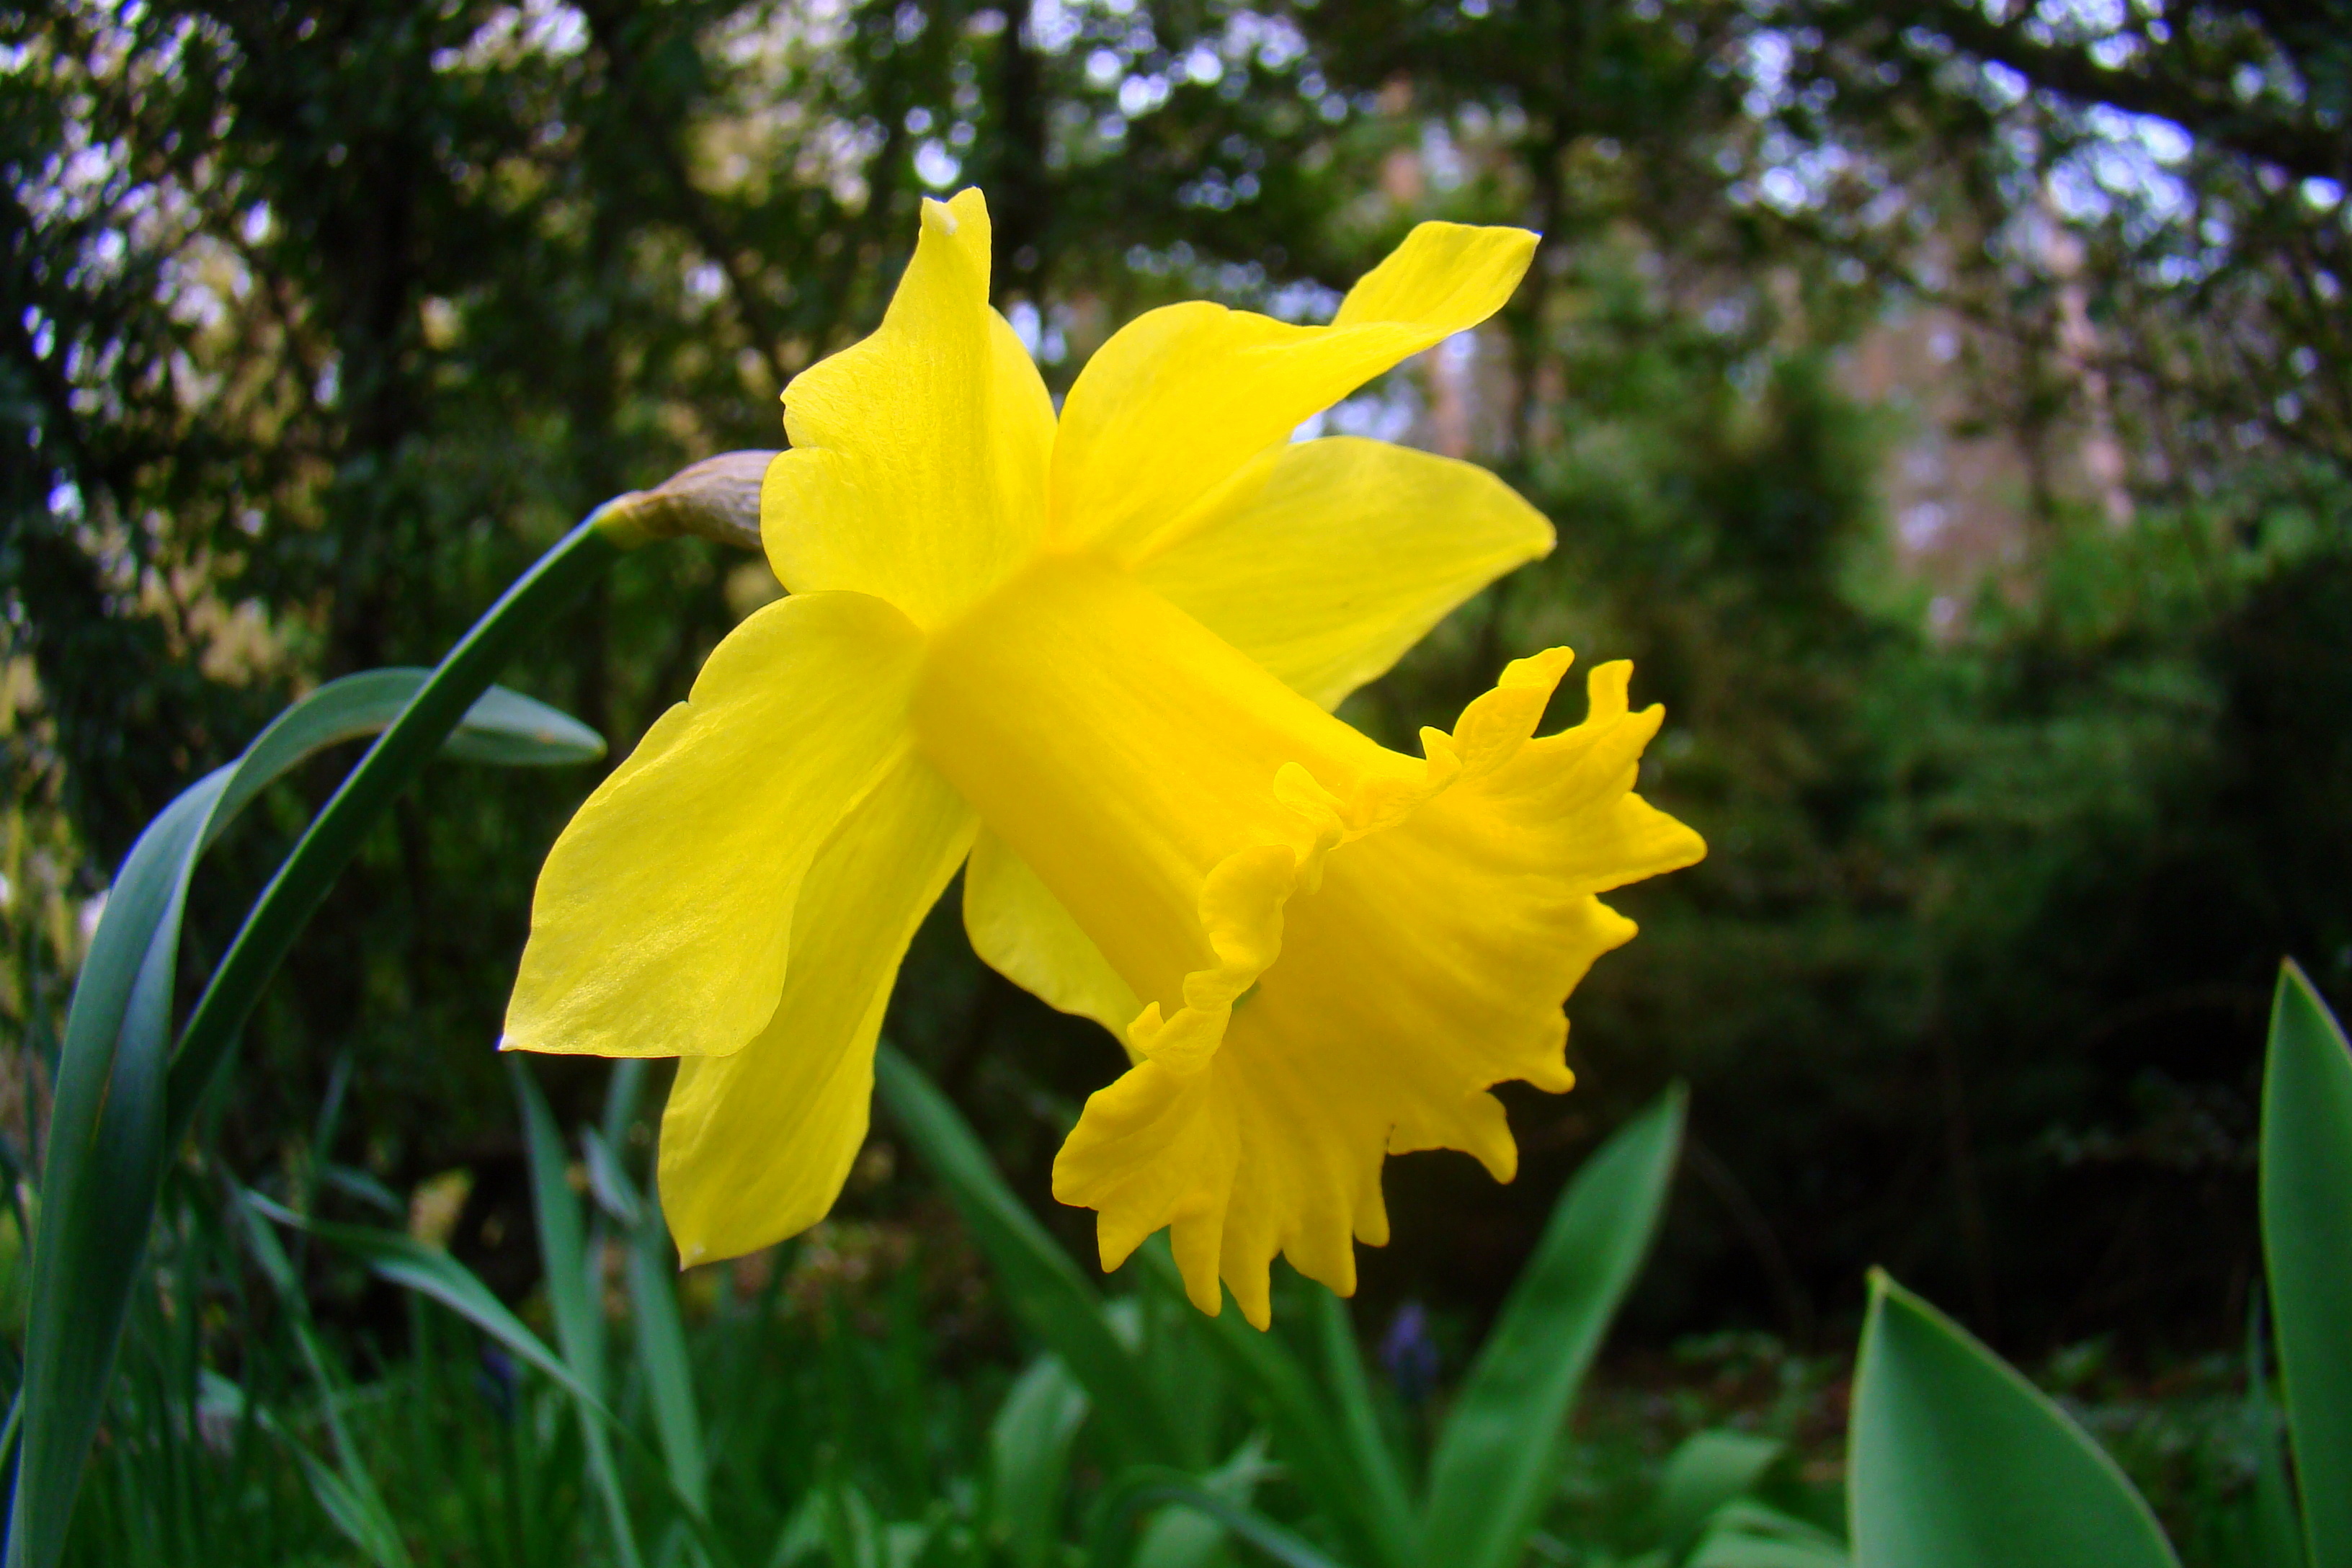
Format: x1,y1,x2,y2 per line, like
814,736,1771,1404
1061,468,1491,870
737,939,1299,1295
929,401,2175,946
165,514,629,1142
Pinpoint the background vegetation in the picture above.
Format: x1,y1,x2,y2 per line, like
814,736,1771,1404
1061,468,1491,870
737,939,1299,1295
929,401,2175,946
4,1,2350,1544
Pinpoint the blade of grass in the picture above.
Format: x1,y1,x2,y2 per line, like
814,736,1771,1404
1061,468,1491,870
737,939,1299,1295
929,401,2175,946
244,1190,744,1567
2261,961,2352,1568
7,663,605,1568
572,1085,710,1522
1417,1084,1686,1568
872,1043,1177,1464
233,1197,416,1568
617,1156,710,1518
511,1058,643,1568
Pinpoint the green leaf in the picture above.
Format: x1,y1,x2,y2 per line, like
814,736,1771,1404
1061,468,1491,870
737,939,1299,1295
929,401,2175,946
164,520,624,1146
1132,1434,1275,1568
244,1188,749,1568
437,680,605,765
2246,1296,2307,1568
1657,1431,1785,1552
1848,1270,2178,1568
244,1190,603,1409
1134,1244,1409,1568
1689,1500,1850,1568
988,1353,1090,1568
1087,1466,1353,1568
872,1043,1178,1464
1313,1287,1416,1530
625,1181,710,1519
512,1058,643,1568
2262,961,2352,1568
6,656,607,1568
230,1210,417,1568
1419,1084,1687,1568
561,1091,707,1517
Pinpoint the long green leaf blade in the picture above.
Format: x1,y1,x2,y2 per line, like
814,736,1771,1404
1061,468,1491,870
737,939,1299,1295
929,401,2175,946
1136,1244,1407,1568
1314,1288,1415,1529
1418,1084,1686,1568
873,1043,1178,1464
1848,1270,2178,1568
244,1191,602,1407
7,664,602,1568
2262,961,2352,1568
989,1354,1090,1568
627,1205,710,1518
512,1058,644,1568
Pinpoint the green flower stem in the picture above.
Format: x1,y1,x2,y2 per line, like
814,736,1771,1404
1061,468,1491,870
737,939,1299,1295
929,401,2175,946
164,510,632,1141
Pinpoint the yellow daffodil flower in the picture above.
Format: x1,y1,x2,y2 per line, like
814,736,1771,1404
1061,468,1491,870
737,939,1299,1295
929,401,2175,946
506,189,1704,1327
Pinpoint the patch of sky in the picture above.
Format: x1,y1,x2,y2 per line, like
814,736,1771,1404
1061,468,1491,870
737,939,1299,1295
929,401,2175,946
2047,104,2191,241
1742,28,1795,120
1979,60,2027,110
1293,379,1422,446
1264,279,1343,323
913,139,961,190
1422,121,1466,192
1222,11,1306,72
1005,300,1071,365
1118,71,1170,117
432,0,587,72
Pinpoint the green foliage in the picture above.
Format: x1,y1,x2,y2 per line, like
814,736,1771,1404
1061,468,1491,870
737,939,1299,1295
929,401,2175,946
11,653,609,1568
1849,1271,2180,1568
1420,1087,1687,1568
882,1043,1694,1568
2259,965,2352,1568
1846,964,2352,1568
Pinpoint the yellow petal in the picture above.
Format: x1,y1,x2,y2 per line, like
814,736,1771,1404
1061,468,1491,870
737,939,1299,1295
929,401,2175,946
1135,436,1555,709
962,829,1142,1038
504,590,925,1060
1048,222,1538,561
657,755,977,1264
762,189,1056,627
908,552,1702,1324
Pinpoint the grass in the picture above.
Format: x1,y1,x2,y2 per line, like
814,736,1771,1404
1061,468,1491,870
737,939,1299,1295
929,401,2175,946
18,1162,2294,1568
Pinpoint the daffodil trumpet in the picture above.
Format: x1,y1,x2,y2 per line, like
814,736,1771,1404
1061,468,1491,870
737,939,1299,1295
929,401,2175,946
505,190,1704,1327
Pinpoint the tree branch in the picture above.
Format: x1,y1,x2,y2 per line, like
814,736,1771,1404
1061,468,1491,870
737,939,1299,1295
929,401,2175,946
1896,0,2347,183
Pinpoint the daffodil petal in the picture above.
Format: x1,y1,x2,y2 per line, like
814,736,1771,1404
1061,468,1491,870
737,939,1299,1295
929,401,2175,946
657,754,977,1265
1135,436,1556,709
505,590,925,1061
762,188,1056,627
963,829,1143,1038
1048,221,1538,559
